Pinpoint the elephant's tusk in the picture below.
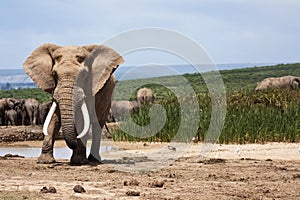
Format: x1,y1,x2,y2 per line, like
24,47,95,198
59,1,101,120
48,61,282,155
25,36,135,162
43,101,57,136
77,101,90,139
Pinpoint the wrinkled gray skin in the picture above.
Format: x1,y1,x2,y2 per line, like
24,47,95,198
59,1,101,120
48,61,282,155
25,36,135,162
22,98,39,126
136,87,154,105
0,98,19,125
255,76,300,91
110,100,140,121
23,43,123,165
5,109,17,126
38,102,52,125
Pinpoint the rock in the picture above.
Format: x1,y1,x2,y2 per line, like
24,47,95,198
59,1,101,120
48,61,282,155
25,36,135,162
40,186,56,193
292,174,300,179
126,190,140,196
48,186,57,193
40,186,48,193
73,185,86,193
149,180,165,188
124,179,139,186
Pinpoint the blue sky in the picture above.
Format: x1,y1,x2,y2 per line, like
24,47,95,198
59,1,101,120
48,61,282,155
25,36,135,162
0,0,299,69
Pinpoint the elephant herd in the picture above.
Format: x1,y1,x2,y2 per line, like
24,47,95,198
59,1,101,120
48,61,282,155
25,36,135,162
0,87,154,127
109,87,154,122
0,98,51,126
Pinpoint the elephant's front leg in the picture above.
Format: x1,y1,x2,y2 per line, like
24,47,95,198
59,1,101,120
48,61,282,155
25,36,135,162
37,109,61,164
85,96,102,163
88,122,102,163
70,137,89,165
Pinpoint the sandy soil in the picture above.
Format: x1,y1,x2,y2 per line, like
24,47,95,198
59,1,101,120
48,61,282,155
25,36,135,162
0,127,299,199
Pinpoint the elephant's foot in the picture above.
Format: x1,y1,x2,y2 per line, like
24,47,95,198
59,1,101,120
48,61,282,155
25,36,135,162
37,153,55,164
70,154,89,166
88,154,102,164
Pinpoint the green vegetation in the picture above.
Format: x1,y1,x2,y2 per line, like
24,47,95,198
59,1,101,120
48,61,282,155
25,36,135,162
113,63,300,143
113,89,300,143
1,63,300,143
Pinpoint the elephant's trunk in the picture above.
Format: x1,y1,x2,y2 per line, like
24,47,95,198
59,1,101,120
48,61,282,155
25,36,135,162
57,85,90,150
60,96,79,150
43,77,91,150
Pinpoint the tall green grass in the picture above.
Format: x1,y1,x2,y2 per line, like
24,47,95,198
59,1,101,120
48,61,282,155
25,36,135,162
112,89,300,143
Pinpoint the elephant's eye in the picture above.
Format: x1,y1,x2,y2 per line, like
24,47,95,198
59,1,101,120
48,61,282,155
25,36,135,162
52,71,58,79
76,56,85,64
54,55,62,62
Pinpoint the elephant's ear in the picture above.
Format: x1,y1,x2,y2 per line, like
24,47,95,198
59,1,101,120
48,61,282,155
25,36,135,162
83,45,124,95
23,43,60,93
7,98,15,109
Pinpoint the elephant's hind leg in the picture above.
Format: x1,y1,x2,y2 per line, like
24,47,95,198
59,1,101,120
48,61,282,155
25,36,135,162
37,109,61,164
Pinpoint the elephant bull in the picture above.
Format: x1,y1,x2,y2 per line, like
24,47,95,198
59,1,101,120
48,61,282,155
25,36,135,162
255,76,300,91
23,43,123,165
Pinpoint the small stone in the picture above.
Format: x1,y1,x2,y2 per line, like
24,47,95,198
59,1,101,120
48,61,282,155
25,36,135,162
124,179,139,186
40,186,57,193
40,186,48,193
48,186,57,193
292,174,300,179
150,180,165,188
73,185,86,193
126,190,140,196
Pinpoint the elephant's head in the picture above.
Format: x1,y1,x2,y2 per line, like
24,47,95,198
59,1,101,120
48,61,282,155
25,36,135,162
1,98,21,110
7,98,17,109
23,44,123,149
290,77,300,89
136,87,155,105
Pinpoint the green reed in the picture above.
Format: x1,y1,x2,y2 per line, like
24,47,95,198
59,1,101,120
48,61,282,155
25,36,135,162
112,89,300,144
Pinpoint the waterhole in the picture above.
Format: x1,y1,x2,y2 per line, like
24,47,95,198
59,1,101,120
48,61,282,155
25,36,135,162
0,146,118,159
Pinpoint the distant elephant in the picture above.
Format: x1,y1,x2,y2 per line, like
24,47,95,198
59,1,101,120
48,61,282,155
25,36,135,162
0,98,19,125
14,104,24,125
110,100,140,121
5,109,17,126
255,76,300,91
289,77,300,89
38,102,52,125
136,87,154,105
23,43,123,165
22,98,39,126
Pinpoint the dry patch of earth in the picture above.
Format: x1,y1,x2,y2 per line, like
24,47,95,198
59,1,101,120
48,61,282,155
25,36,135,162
0,126,299,199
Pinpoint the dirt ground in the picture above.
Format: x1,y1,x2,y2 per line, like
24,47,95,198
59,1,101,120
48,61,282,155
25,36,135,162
0,127,299,199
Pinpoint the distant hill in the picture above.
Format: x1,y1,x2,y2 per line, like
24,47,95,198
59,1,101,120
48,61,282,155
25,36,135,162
0,63,300,101
112,63,300,100
0,62,297,91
